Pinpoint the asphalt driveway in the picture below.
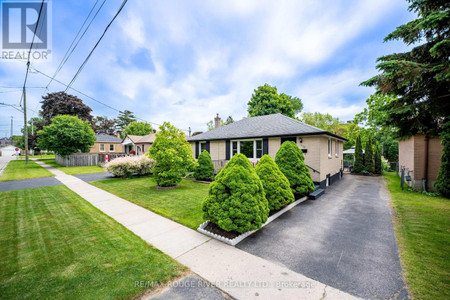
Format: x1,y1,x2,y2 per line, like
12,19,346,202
237,174,409,299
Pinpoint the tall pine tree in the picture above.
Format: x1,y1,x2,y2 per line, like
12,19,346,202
364,136,374,173
374,143,382,174
361,0,449,138
354,135,364,173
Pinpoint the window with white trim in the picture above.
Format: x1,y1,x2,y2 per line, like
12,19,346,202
199,141,207,153
230,139,263,159
100,144,105,152
110,144,115,152
335,139,338,157
328,139,332,158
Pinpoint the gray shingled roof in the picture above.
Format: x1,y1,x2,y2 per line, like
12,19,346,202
96,134,122,143
188,113,347,141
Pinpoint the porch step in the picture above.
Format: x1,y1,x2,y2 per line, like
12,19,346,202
309,188,325,200
314,184,320,190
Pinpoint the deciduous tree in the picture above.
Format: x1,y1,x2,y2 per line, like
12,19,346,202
37,115,96,157
148,122,194,187
123,121,152,137
41,92,93,125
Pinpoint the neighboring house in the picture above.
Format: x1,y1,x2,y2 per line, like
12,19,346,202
0,138,12,147
399,134,443,191
90,134,124,154
0,145,20,156
121,133,157,155
188,113,347,188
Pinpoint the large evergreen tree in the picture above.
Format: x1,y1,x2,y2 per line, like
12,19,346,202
364,136,374,172
374,143,382,175
361,0,449,137
435,122,450,198
354,135,364,173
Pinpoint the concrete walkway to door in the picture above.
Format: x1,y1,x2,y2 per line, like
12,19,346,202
238,174,409,299
33,159,359,300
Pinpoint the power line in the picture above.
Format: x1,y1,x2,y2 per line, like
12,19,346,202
30,65,191,132
65,0,128,92
46,0,105,89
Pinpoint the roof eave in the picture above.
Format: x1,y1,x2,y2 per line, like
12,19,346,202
188,131,348,142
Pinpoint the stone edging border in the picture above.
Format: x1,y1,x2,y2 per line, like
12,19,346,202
197,196,308,246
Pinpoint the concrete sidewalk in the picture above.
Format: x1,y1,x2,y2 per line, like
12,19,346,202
34,159,359,300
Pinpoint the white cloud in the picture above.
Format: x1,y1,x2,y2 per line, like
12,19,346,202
0,0,413,135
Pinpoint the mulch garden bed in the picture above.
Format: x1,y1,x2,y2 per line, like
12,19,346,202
203,222,241,240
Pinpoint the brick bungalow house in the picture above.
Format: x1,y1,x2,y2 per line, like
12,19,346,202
90,133,124,154
188,114,347,188
399,134,443,191
121,133,157,155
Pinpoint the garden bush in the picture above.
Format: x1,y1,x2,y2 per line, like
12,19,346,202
255,155,295,211
435,122,450,198
105,155,155,178
193,151,214,181
202,154,269,233
354,135,364,173
364,136,374,172
148,122,194,187
275,141,315,195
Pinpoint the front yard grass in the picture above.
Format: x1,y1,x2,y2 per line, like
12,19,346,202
384,172,450,300
0,185,184,299
39,158,105,175
0,160,54,182
91,177,209,229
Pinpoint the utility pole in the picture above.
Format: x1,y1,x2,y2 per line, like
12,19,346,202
23,85,29,164
189,127,191,137
10,116,13,138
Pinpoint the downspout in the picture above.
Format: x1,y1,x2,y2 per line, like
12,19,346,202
422,135,429,192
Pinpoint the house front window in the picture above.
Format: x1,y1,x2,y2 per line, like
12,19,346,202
100,144,105,152
110,144,114,152
200,141,207,153
230,139,263,159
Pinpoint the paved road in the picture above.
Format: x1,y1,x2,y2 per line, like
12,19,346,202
237,174,409,299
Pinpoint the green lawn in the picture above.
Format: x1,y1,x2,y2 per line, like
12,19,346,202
384,172,450,300
91,177,209,229
0,160,54,181
17,154,55,159
39,158,105,175
0,186,184,299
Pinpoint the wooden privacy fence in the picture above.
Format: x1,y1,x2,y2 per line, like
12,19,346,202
56,154,98,167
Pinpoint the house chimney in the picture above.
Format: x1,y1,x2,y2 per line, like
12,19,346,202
214,113,221,129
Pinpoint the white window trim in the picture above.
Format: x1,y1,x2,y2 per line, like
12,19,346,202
110,144,115,152
335,139,338,157
230,139,263,159
328,138,332,158
99,143,105,152
199,141,207,153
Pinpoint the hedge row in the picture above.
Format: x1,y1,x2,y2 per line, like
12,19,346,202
105,155,155,178
202,141,315,233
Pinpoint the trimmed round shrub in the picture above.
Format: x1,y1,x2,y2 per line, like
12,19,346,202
105,155,155,178
202,154,269,233
275,141,315,195
255,155,295,211
193,151,214,181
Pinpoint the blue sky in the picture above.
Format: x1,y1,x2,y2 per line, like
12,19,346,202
0,0,415,137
